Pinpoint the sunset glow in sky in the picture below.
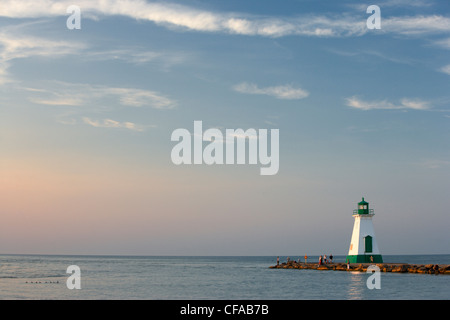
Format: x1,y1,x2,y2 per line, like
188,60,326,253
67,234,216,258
1,0,449,255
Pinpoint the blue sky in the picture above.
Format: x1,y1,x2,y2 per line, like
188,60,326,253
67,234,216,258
0,0,449,255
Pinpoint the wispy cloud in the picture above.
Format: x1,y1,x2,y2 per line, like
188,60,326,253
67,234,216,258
0,19,190,85
348,0,435,11
439,64,450,75
103,87,176,109
0,31,83,61
2,0,449,42
26,81,177,109
419,159,450,169
382,15,450,36
0,30,84,84
82,117,146,132
434,38,450,49
345,96,431,111
379,0,434,7
233,82,309,100
329,48,417,65
30,97,85,106
85,48,191,69
0,0,366,38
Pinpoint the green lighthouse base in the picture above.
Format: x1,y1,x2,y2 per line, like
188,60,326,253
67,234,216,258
346,254,383,264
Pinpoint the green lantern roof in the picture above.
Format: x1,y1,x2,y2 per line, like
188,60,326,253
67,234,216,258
358,197,368,205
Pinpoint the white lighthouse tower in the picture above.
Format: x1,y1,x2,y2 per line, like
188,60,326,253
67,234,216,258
346,197,383,263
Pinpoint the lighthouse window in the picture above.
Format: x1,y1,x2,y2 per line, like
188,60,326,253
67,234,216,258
364,205,367,209
359,205,364,209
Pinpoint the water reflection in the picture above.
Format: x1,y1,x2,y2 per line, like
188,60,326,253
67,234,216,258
347,271,365,300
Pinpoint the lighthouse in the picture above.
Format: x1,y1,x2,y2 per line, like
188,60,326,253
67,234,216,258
346,197,383,263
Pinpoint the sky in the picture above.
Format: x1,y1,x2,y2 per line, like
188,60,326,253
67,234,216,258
0,0,449,256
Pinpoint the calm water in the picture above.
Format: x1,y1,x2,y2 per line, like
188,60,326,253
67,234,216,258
0,254,449,300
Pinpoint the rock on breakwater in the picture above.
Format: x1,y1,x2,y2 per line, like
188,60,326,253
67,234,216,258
269,261,450,274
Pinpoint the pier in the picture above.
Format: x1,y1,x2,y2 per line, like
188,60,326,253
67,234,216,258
270,261,450,274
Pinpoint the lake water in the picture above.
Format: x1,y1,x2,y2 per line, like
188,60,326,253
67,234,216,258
0,254,449,300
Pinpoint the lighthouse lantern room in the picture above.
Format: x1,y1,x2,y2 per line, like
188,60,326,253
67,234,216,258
346,197,383,263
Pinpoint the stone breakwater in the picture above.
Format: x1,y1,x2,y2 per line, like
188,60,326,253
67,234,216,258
270,261,450,274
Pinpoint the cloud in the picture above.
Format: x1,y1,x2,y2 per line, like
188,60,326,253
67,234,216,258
0,0,366,38
101,87,176,109
0,20,189,86
26,81,177,109
420,159,450,169
381,0,433,7
233,82,309,100
440,64,450,75
345,96,431,111
434,38,450,49
382,15,450,36
2,0,449,41
0,33,82,60
30,97,85,106
329,48,417,65
82,117,146,132
0,28,188,85
0,30,84,84
0,63,11,85
84,48,191,69
24,82,171,130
